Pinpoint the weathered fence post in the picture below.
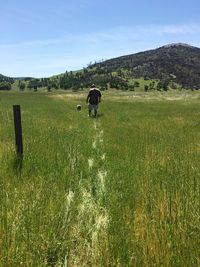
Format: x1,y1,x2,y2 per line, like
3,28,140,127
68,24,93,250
13,105,23,159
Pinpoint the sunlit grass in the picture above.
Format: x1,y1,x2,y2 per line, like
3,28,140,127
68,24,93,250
0,91,200,266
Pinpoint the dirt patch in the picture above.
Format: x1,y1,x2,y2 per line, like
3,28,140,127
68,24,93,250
49,91,200,103
49,93,85,101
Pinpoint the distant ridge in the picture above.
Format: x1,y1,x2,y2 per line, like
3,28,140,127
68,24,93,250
0,73,14,83
12,77,34,81
0,74,33,82
161,43,193,48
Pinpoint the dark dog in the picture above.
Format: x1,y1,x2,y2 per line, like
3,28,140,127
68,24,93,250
77,105,81,111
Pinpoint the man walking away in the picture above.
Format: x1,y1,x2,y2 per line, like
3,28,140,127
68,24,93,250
86,84,102,117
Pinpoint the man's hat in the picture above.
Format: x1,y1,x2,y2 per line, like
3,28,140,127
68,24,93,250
91,84,96,88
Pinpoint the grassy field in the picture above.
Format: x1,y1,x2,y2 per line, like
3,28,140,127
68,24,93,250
0,90,200,266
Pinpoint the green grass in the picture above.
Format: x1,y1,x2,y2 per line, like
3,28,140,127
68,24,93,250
0,91,200,266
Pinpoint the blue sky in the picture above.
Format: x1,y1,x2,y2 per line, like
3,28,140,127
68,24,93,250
0,0,200,77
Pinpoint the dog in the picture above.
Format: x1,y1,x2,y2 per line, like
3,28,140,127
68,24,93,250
77,105,82,111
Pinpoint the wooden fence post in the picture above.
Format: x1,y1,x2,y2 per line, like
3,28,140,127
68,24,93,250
13,105,23,159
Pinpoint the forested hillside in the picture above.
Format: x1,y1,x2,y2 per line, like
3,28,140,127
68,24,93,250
93,43,200,89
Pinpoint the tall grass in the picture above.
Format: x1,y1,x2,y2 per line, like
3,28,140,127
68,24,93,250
0,91,200,266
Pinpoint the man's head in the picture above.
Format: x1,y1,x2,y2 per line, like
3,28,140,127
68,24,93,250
91,84,96,88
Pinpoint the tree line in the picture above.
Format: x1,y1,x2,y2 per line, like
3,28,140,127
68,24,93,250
0,75,14,90
14,67,173,92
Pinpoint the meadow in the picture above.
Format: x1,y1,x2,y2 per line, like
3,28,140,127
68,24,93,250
0,90,200,266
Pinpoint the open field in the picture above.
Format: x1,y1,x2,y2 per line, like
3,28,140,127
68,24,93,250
0,90,200,266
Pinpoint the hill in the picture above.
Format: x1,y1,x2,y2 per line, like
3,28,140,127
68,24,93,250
2,43,200,91
0,74,14,83
92,43,200,89
0,74,14,90
45,43,199,90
